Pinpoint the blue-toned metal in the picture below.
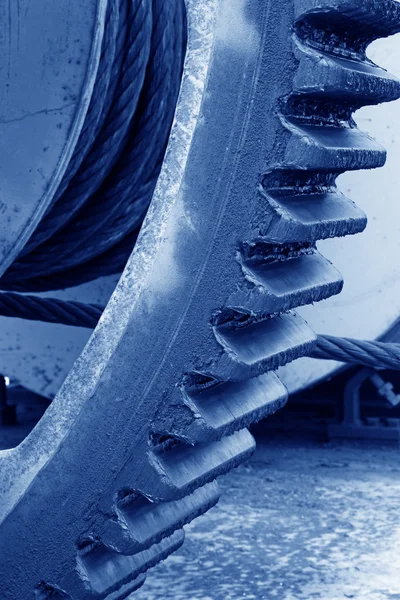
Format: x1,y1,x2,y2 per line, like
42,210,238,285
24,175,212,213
0,0,106,275
328,367,400,440
0,0,187,292
0,0,400,598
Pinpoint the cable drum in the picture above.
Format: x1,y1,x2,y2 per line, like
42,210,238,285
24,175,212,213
0,0,186,293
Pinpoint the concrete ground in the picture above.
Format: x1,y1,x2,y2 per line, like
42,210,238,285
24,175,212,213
134,435,400,600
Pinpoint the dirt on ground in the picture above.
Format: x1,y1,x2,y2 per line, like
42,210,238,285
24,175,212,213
134,434,400,600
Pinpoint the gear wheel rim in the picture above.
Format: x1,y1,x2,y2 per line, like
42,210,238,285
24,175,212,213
1,0,400,598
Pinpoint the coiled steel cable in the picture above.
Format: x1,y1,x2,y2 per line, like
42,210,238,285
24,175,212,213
0,291,399,373
0,0,186,291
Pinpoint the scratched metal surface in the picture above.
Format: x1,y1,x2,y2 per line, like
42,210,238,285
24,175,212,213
134,437,400,600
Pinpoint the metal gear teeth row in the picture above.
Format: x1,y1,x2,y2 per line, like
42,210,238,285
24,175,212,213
37,530,184,600
37,1,400,598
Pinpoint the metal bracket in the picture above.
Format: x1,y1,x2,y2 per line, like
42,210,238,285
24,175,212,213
328,368,400,441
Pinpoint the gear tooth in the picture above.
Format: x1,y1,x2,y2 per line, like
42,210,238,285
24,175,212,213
154,370,287,445
291,1,400,120
103,575,146,600
182,372,288,443
281,120,386,171
36,571,146,600
293,42,400,107
213,311,316,379
34,583,74,600
144,365,287,456
232,245,343,315
254,183,367,244
142,429,255,501
99,519,137,555
76,531,184,599
149,388,209,446
295,0,400,40
342,0,400,34
279,0,400,177
99,482,219,555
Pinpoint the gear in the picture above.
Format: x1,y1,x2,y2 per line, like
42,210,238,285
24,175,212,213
1,0,400,598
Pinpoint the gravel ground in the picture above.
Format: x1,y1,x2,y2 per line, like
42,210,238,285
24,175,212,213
133,435,400,600
2,428,400,599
